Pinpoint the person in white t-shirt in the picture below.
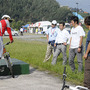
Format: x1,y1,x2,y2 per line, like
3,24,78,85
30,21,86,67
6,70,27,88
69,16,85,72
51,22,70,65
20,27,23,36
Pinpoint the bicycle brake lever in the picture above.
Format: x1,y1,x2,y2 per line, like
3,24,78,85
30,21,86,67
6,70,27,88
6,42,10,45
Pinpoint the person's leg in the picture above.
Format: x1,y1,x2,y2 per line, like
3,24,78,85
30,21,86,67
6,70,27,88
76,48,83,72
69,49,76,71
0,36,3,59
61,45,67,65
43,44,52,62
84,57,90,89
51,45,61,65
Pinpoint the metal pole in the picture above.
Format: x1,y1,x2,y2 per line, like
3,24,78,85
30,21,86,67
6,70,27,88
76,3,78,16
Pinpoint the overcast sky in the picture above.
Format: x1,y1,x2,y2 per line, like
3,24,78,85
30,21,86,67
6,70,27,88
56,0,90,13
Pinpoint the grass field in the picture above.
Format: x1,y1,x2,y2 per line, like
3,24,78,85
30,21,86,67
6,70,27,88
3,35,87,85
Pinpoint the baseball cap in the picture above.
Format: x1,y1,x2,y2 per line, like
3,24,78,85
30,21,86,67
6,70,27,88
52,20,57,25
1,15,11,19
1,15,13,22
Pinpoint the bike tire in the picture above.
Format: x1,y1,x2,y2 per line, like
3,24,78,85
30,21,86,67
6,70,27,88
6,55,15,78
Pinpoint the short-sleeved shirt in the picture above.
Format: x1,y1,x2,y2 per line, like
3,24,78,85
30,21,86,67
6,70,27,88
70,25,85,48
55,29,70,43
46,27,59,41
86,30,90,56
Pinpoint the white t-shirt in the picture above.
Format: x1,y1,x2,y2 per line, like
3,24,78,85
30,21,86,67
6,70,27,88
70,25,85,48
55,29,70,43
20,28,23,32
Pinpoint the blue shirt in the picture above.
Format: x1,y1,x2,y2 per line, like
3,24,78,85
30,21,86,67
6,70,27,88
46,27,59,41
86,30,90,56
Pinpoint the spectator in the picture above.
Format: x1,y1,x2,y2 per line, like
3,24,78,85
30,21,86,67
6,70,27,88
84,16,90,89
69,16,85,72
36,28,38,34
43,20,59,62
20,27,23,36
51,22,70,65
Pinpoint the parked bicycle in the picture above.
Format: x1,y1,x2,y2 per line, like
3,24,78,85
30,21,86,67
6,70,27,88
61,66,88,90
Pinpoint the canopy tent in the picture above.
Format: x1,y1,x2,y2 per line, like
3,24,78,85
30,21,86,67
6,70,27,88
23,24,29,28
34,21,51,27
72,12,84,20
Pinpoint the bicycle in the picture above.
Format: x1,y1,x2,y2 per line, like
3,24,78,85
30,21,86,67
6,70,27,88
61,66,89,90
0,42,15,78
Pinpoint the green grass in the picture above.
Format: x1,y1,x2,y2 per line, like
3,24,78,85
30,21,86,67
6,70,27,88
3,37,86,85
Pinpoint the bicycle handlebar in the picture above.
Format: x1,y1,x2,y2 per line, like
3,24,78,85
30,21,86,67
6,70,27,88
4,42,10,46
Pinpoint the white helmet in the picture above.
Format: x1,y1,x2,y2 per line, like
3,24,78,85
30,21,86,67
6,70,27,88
1,15,11,19
52,20,57,25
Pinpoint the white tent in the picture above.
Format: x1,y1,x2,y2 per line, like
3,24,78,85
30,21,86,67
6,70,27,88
34,21,51,27
34,21,51,33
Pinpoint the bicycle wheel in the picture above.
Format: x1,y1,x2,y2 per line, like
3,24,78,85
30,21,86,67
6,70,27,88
6,55,15,78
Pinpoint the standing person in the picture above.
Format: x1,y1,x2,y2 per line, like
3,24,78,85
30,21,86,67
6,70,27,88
69,16,85,72
43,20,59,62
84,16,90,89
51,22,70,65
0,15,13,59
20,27,23,36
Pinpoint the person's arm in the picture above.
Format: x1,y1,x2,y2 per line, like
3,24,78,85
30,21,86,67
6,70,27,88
63,31,70,45
6,20,13,42
79,36,83,47
69,37,72,50
78,27,85,52
54,37,58,47
84,42,90,59
46,34,49,42
78,36,83,52
7,27,13,43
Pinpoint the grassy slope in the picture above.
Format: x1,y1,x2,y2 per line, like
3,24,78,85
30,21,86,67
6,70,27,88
3,36,87,85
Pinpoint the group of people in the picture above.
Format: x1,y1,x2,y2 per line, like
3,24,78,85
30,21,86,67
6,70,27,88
43,16,90,89
43,16,85,72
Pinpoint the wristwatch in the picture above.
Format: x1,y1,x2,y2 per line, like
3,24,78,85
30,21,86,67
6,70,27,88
79,46,82,48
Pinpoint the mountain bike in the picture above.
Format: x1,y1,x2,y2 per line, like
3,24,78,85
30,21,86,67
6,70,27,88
61,66,88,90
0,42,15,78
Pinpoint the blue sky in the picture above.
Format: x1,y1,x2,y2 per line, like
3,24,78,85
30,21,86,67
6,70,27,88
56,0,90,13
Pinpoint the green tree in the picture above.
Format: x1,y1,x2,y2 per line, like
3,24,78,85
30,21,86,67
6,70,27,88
0,0,72,29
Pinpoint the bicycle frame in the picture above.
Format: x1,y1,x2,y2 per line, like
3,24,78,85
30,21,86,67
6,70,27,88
2,42,14,78
61,66,89,90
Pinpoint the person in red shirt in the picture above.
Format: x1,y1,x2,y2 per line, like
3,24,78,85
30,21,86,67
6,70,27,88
0,15,13,59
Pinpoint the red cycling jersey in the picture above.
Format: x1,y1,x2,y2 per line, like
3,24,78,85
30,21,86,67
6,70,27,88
0,19,13,41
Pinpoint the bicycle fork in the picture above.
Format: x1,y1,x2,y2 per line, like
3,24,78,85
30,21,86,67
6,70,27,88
4,52,14,78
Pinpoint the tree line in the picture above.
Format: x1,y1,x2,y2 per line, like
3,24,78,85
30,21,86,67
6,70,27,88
0,0,72,30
